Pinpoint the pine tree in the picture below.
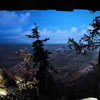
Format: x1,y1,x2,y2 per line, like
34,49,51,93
26,23,56,75
68,16,100,54
68,16,100,99
26,23,58,100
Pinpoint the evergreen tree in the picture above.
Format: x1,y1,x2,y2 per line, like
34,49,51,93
68,16,100,99
26,23,58,100
26,23,56,75
68,16,100,54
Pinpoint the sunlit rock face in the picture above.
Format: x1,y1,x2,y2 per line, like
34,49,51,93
79,65,94,75
80,97,98,100
55,47,67,53
73,65,94,80
0,69,7,97
0,89,7,96
71,65,94,81
62,65,95,84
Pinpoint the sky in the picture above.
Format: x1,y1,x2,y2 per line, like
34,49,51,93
0,9,100,44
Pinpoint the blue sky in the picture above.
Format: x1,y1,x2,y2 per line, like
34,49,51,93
0,10,100,44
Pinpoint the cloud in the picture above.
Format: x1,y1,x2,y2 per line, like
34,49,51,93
66,28,88,42
69,27,77,33
39,28,52,36
81,29,87,34
0,11,30,29
54,30,68,36
38,27,89,43
20,12,30,22
24,31,32,35
0,11,31,43
76,29,88,39
18,28,69,44
39,28,68,38
81,24,87,28
38,28,68,43
88,25,95,30
1,27,22,33
0,27,22,37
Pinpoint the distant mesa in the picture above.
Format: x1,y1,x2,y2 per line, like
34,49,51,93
79,65,94,75
55,47,67,53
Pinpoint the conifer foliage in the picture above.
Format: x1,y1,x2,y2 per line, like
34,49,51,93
26,23,56,73
26,23,58,100
68,16,100,54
